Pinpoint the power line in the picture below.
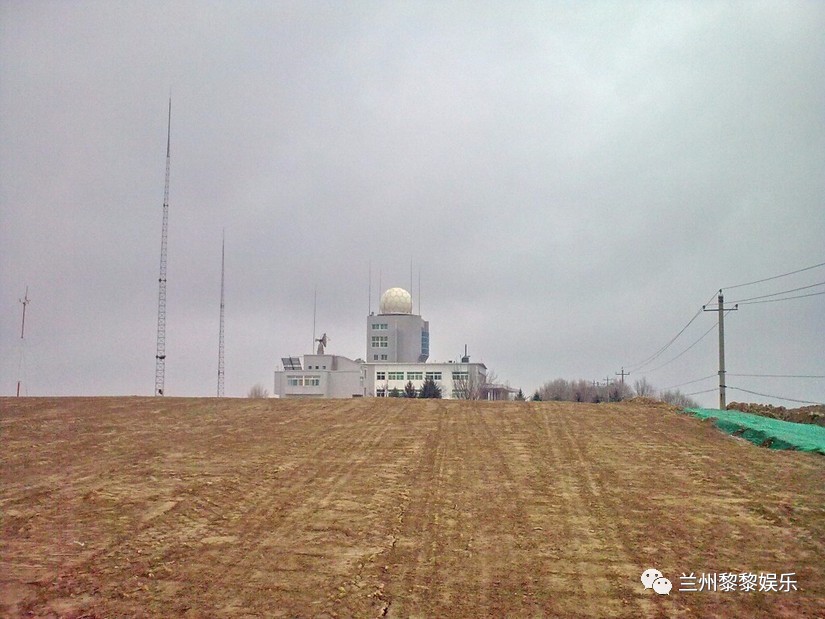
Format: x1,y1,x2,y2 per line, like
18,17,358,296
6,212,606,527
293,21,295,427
736,291,825,305
728,373,825,379
727,386,824,406
641,311,732,375
626,290,717,371
683,387,717,397
723,261,825,290
728,281,825,304
625,308,702,370
661,374,717,390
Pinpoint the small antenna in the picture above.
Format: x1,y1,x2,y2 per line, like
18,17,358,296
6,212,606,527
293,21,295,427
418,266,422,315
17,286,30,397
217,231,225,397
368,260,372,315
19,286,30,339
312,286,317,354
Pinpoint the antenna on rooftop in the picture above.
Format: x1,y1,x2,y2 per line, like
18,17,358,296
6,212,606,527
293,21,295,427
410,259,413,307
217,231,225,397
154,97,171,396
312,286,317,354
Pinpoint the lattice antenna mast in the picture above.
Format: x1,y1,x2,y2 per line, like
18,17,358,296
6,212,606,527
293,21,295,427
17,286,30,397
154,98,171,396
217,231,226,397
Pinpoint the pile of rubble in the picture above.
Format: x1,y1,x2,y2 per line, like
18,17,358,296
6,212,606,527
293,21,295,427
726,402,825,427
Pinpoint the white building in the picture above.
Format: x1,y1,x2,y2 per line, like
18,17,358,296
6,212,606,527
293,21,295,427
273,287,491,399
366,289,429,363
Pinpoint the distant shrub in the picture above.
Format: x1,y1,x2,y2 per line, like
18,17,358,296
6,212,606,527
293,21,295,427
248,384,269,399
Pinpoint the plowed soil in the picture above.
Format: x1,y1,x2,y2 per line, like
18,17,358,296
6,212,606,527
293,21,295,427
1,397,823,618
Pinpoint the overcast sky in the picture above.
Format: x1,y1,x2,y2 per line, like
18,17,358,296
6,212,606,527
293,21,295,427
2,1,823,405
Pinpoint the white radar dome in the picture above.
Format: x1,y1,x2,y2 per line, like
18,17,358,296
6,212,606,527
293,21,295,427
379,287,413,314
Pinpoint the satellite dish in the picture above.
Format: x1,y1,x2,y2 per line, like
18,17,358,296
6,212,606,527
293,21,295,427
315,332,329,355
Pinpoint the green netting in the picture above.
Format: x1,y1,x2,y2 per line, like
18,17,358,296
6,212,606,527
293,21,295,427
683,408,825,454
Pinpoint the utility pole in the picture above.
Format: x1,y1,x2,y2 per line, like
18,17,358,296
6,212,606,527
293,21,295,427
604,376,612,402
615,367,630,385
154,98,171,396
17,287,30,397
217,231,225,397
718,292,725,409
704,290,737,409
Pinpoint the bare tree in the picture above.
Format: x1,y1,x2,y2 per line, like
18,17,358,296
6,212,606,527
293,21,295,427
536,375,696,408
572,379,598,403
452,368,486,400
658,389,699,408
247,383,269,398
484,368,499,388
634,377,655,398
609,381,634,402
540,378,572,402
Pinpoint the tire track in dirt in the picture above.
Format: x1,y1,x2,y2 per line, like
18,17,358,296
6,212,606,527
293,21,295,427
147,400,400,615
467,408,545,614
540,407,663,618
9,399,393,616
367,400,446,617
369,402,547,617
581,404,825,619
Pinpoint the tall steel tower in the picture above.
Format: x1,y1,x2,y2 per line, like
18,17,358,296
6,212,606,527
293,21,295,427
154,99,171,396
217,231,226,397
17,286,30,397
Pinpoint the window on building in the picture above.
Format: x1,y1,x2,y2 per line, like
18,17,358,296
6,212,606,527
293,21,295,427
286,375,320,387
372,323,388,330
388,371,404,380
425,371,442,381
381,354,388,360
371,335,388,348
421,330,430,356
373,354,378,361
452,371,469,381
407,371,423,381
376,372,386,381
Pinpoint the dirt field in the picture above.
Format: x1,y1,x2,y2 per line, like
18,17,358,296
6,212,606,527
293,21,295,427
1,397,823,618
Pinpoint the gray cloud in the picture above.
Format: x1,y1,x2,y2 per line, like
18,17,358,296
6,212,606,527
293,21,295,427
2,1,823,404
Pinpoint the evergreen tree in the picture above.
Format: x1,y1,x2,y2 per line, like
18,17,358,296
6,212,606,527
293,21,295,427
389,387,401,398
404,381,417,398
531,390,542,401
419,377,442,399
515,388,526,401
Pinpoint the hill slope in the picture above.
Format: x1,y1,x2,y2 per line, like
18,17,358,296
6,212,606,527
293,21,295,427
1,397,823,618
